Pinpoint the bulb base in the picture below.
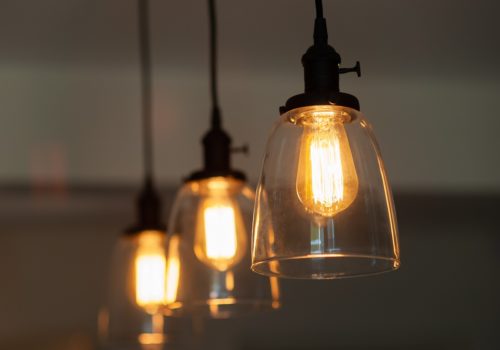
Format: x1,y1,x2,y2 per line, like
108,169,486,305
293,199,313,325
186,107,247,182
280,91,360,114
185,169,246,182
280,11,361,114
126,178,166,235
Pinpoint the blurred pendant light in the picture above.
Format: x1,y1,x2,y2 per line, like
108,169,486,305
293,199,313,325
100,0,178,348
251,0,400,279
164,0,280,318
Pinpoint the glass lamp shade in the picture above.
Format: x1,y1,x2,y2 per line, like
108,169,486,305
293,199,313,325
252,105,400,279
100,230,179,350
165,177,280,318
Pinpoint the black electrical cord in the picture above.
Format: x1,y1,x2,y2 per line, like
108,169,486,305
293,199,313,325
138,0,154,183
313,0,328,46
208,0,221,128
315,0,324,18
126,0,165,234
185,0,246,182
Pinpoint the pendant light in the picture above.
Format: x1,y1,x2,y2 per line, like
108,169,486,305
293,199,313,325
100,0,178,348
164,0,280,318
251,0,400,279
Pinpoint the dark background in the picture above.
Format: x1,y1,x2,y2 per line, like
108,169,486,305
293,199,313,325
1,0,499,349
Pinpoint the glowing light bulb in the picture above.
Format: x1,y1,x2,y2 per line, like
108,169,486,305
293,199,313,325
194,177,247,271
134,231,168,313
295,109,359,217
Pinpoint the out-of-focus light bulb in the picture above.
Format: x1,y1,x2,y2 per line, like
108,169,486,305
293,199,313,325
134,231,170,313
295,109,359,217
135,232,166,309
194,177,246,271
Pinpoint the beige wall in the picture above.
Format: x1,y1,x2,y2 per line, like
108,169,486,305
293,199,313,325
1,0,500,191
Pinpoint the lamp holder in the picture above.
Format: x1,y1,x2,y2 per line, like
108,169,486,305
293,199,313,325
186,107,247,182
280,1,361,114
126,177,166,235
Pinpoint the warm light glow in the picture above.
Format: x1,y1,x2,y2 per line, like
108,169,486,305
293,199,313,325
133,231,180,313
136,254,165,306
207,297,237,318
135,235,165,308
204,204,237,259
225,271,235,292
270,277,280,308
296,109,359,217
138,313,166,348
310,134,343,205
209,303,219,318
165,235,180,305
194,177,247,271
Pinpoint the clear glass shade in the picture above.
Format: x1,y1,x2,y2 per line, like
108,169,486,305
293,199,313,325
252,105,400,279
100,230,175,350
165,177,280,318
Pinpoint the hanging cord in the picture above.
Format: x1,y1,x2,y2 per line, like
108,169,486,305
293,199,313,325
127,0,165,232
184,0,248,181
138,0,154,183
315,0,323,18
208,0,221,128
313,0,328,46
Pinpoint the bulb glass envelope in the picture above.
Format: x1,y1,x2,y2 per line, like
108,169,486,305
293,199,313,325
165,176,280,318
252,105,400,279
100,230,180,349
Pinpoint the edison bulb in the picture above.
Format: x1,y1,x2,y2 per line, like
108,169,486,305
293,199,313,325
102,229,181,347
295,108,359,217
134,230,177,314
193,177,247,271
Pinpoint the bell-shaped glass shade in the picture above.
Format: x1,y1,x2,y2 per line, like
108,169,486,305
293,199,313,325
252,105,400,279
100,230,178,349
165,177,280,318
